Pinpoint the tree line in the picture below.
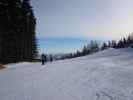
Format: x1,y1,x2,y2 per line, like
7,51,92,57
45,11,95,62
58,33,133,60
101,33,133,50
0,0,38,64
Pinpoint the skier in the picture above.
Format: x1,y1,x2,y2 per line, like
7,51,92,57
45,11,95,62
41,54,46,65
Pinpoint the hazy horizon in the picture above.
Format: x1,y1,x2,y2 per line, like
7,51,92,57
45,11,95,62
31,0,133,54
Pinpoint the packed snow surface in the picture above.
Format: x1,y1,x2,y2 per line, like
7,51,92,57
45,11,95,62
1,48,133,100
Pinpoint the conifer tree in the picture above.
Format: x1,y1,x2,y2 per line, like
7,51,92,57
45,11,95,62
101,42,108,50
0,0,38,63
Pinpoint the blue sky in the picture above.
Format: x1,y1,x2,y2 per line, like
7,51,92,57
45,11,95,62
37,37,103,54
38,38,89,54
31,0,133,54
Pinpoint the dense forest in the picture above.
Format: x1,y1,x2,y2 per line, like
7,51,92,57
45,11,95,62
0,0,38,64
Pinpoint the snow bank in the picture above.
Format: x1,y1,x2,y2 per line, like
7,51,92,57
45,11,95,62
0,48,133,100
6,62,32,68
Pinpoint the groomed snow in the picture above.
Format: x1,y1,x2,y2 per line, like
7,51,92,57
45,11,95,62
1,48,133,100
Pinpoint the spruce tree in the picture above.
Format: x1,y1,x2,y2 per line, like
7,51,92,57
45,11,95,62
0,0,38,63
101,42,108,50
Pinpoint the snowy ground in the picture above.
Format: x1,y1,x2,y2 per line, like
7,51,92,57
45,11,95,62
1,48,133,100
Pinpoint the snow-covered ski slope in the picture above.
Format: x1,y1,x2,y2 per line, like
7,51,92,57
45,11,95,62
1,48,133,100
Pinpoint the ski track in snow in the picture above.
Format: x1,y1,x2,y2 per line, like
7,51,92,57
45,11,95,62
0,48,133,100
